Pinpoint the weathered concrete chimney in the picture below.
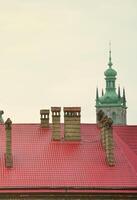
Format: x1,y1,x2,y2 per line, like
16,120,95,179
51,107,61,140
0,110,4,124
5,118,13,168
97,110,115,166
64,107,81,141
40,109,50,128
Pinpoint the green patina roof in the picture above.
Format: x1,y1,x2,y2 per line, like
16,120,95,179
97,91,125,108
104,67,117,77
99,91,119,104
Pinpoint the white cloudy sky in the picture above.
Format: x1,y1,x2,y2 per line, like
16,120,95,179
0,0,137,124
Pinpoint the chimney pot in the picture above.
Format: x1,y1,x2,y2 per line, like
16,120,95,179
51,107,61,140
40,109,50,128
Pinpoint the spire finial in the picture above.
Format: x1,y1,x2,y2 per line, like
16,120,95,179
108,41,113,68
118,85,121,98
123,88,126,107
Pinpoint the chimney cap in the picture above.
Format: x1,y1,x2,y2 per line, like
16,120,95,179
64,107,81,112
40,109,50,114
51,107,61,112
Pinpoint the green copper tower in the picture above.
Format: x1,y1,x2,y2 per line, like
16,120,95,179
96,44,127,125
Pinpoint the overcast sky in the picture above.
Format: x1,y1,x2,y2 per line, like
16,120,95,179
0,0,137,124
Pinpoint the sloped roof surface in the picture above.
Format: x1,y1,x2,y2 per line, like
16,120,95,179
114,125,137,155
0,124,137,193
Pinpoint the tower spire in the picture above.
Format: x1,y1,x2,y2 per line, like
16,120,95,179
102,88,104,96
96,87,99,106
96,87,99,100
108,42,113,68
123,88,126,107
118,85,121,98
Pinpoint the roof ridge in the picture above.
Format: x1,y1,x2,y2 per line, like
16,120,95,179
114,125,137,127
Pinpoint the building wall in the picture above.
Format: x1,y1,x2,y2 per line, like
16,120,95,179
96,106,127,125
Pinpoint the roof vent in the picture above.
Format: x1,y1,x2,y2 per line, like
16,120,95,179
40,109,50,128
64,107,81,141
97,110,115,166
5,118,13,168
51,107,61,140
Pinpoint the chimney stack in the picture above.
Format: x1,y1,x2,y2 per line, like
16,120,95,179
97,110,115,166
40,109,50,128
5,118,13,168
64,107,81,141
105,122,115,166
51,107,61,140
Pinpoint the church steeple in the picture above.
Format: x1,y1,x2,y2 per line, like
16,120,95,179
95,44,127,125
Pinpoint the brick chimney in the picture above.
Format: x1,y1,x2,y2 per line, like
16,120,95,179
51,107,61,140
105,125,115,166
5,118,13,168
40,109,50,128
97,110,115,166
64,107,81,141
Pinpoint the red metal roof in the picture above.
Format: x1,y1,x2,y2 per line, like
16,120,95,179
0,124,137,193
114,125,137,155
